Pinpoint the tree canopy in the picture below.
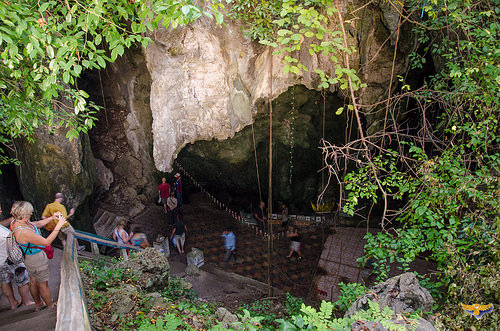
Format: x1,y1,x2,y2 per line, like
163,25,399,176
0,0,224,164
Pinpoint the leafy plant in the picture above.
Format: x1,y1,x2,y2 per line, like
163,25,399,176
278,300,419,331
334,282,367,312
0,0,227,168
138,313,182,331
80,258,135,290
161,277,198,302
284,292,304,317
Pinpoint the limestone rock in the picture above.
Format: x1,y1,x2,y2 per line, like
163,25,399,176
95,159,114,192
185,264,201,277
114,154,143,187
108,284,138,315
179,279,193,290
345,272,434,317
14,127,96,232
115,248,170,291
216,307,238,328
98,149,116,163
144,292,167,308
144,2,413,172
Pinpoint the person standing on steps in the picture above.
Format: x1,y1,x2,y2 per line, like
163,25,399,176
166,190,178,226
253,201,267,239
281,202,289,235
10,201,67,311
221,227,236,264
173,173,183,208
0,206,34,310
158,177,171,214
286,226,303,260
112,219,132,245
41,192,83,250
170,211,187,255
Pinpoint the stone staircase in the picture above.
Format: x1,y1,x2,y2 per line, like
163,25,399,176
0,305,57,330
0,248,63,331
93,208,123,238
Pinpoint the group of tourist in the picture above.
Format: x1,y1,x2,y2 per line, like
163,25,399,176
112,219,150,248
0,193,75,311
112,174,185,253
254,201,303,260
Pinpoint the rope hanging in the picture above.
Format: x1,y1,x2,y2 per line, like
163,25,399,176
251,120,263,204
267,52,274,296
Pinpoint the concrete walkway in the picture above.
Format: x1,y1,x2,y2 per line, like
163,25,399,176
0,248,63,330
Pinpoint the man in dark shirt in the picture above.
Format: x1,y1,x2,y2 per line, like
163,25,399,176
253,201,267,239
170,212,187,254
173,173,183,208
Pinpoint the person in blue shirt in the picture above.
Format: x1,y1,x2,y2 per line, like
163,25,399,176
221,228,236,263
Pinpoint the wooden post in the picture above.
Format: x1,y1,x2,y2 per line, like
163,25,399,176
56,233,92,331
120,249,128,261
91,242,99,255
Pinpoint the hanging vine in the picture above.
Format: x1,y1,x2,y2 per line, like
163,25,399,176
288,86,296,185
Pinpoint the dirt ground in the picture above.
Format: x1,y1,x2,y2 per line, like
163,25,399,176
131,192,326,305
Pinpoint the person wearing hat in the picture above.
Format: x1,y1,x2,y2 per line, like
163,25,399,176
173,173,183,208
41,192,83,250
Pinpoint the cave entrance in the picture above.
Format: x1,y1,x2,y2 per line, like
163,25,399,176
0,161,24,214
177,85,352,214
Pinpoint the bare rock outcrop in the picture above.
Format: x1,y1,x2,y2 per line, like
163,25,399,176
144,2,414,172
14,128,96,231
115,248,170,291
345,272,434,317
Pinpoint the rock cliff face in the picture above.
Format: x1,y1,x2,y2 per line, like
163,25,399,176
9,1,415,222
14,128,96,231
145,1,413,172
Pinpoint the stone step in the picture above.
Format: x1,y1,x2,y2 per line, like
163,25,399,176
93,208,106,222
0,306,56,331
94,210,118,238
0,304,37,320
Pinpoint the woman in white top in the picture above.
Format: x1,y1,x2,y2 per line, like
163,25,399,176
112,219,132,244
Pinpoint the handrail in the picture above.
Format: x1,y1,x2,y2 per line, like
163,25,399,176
56,229,143,330
55,232,92,331
74,229,141,260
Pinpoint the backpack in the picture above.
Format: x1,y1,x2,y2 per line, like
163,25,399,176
0,224,24,264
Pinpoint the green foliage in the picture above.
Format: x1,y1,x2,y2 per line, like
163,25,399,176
284,292,304,317
278,300,419,331
80,258,134,290
229,0,366,97
336,0,500,328
237,298,278,328
227,0,283,41
333,282,367,311
137,314,182,331
0,0,226,167
161,277,198,301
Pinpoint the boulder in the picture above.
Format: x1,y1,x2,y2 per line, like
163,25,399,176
216,307,238,328
14,127,96,232
179,279,193,290
345,273,434,317
108,284,138,315
115,248,170,291
185,264,201,277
